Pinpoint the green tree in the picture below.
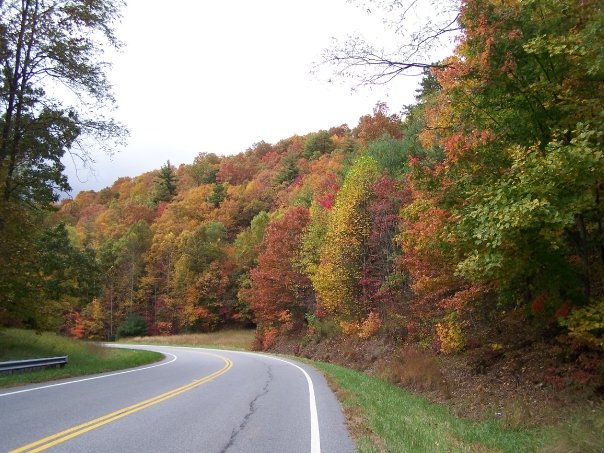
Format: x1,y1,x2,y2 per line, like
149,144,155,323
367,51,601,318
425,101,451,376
187,152,220,186
299,202,329,281
1,221,100,329
444,0,602,307
0,0,125,329
0,0,127,210
303,130,335,160
365,135,408,177
116,312,147,338
207,182,226,208
273,153,299,185
173,221,227,284
404,0,604,314
234,211,270,269
152,161,178,203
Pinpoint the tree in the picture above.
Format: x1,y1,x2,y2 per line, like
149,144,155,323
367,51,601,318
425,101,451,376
303,130,335,160
187,152,220,186
312,156,380,319
0,0,126,211
82,297,106,340
234,211,270,269
404,0,604,315
116,312,147,338
1,221,100,329
207,182,226,208
273,153,299,185
365,135,408,177
355,102,403,146
245,207,313,329
361,175,409,312
216,153,259,185
0,0,125,329
152,161,178,203
177,221,227,276
450,0,601,305
157,220,234,332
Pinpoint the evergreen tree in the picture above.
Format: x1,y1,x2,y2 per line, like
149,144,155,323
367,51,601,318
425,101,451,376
152,161,178,203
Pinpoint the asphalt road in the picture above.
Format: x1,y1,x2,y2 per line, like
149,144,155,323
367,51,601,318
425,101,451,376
0,345,356,453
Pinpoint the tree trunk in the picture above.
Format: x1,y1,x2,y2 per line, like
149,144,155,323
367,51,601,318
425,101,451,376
0,0,29,168
575,214,591,300
4,0,40,201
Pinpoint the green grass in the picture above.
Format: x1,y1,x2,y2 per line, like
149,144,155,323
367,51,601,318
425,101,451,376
311,360,604,453
121,329,255,351
0,328,163,388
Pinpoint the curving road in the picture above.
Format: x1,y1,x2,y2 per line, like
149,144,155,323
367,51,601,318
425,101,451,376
0,345,355,453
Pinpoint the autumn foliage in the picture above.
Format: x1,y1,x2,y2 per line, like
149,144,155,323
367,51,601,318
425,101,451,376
4,0,601,371
245,207,313,330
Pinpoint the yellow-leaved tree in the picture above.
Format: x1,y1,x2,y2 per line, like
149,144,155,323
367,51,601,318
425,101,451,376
312,156,380,320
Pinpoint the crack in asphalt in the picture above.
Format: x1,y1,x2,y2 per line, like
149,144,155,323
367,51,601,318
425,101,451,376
220,363,273,453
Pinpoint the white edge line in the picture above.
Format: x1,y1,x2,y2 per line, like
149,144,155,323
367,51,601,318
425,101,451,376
0,352,177,398
259,354,321,453
139,345,321,453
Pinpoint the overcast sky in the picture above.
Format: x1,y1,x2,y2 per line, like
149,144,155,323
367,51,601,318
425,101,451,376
63,0,429,194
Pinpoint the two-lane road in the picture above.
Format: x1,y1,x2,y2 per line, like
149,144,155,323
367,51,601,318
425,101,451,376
0,345,355,452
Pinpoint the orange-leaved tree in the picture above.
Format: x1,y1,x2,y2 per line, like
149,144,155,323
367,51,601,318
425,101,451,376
245,207,313,337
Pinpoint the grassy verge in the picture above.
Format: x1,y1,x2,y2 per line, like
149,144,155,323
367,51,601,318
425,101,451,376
0,328,162,388
122,329,255,351
310,360,604,453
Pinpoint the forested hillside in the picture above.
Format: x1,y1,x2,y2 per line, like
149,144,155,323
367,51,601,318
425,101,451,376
1,0,602,412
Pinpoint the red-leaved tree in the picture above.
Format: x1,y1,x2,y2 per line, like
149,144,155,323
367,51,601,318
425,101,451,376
245,207,313,333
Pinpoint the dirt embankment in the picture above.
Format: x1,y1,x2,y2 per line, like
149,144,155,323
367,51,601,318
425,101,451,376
270,311,603,427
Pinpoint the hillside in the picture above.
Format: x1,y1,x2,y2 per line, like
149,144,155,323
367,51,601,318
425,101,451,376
51,94,604,423
0,0,602,439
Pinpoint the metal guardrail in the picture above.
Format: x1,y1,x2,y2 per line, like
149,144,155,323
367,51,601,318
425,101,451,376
0,356,68,374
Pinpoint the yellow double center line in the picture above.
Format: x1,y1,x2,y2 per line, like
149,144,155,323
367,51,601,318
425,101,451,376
11,354,233,453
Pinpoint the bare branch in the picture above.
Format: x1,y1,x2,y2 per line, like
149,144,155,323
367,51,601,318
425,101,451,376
321,0,461,86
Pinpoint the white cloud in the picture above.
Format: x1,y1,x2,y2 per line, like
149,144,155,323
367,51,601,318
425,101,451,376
63,0,425,194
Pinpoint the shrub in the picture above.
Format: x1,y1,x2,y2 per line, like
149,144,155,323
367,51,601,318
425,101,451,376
559,300,604,349
435,312,465,354
116,313,148,338
305,314,340,339
156,322,172,336
261,327,278,350
339,312,382,339
340,320,361,336
359,312,382,340
277,310,294,334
